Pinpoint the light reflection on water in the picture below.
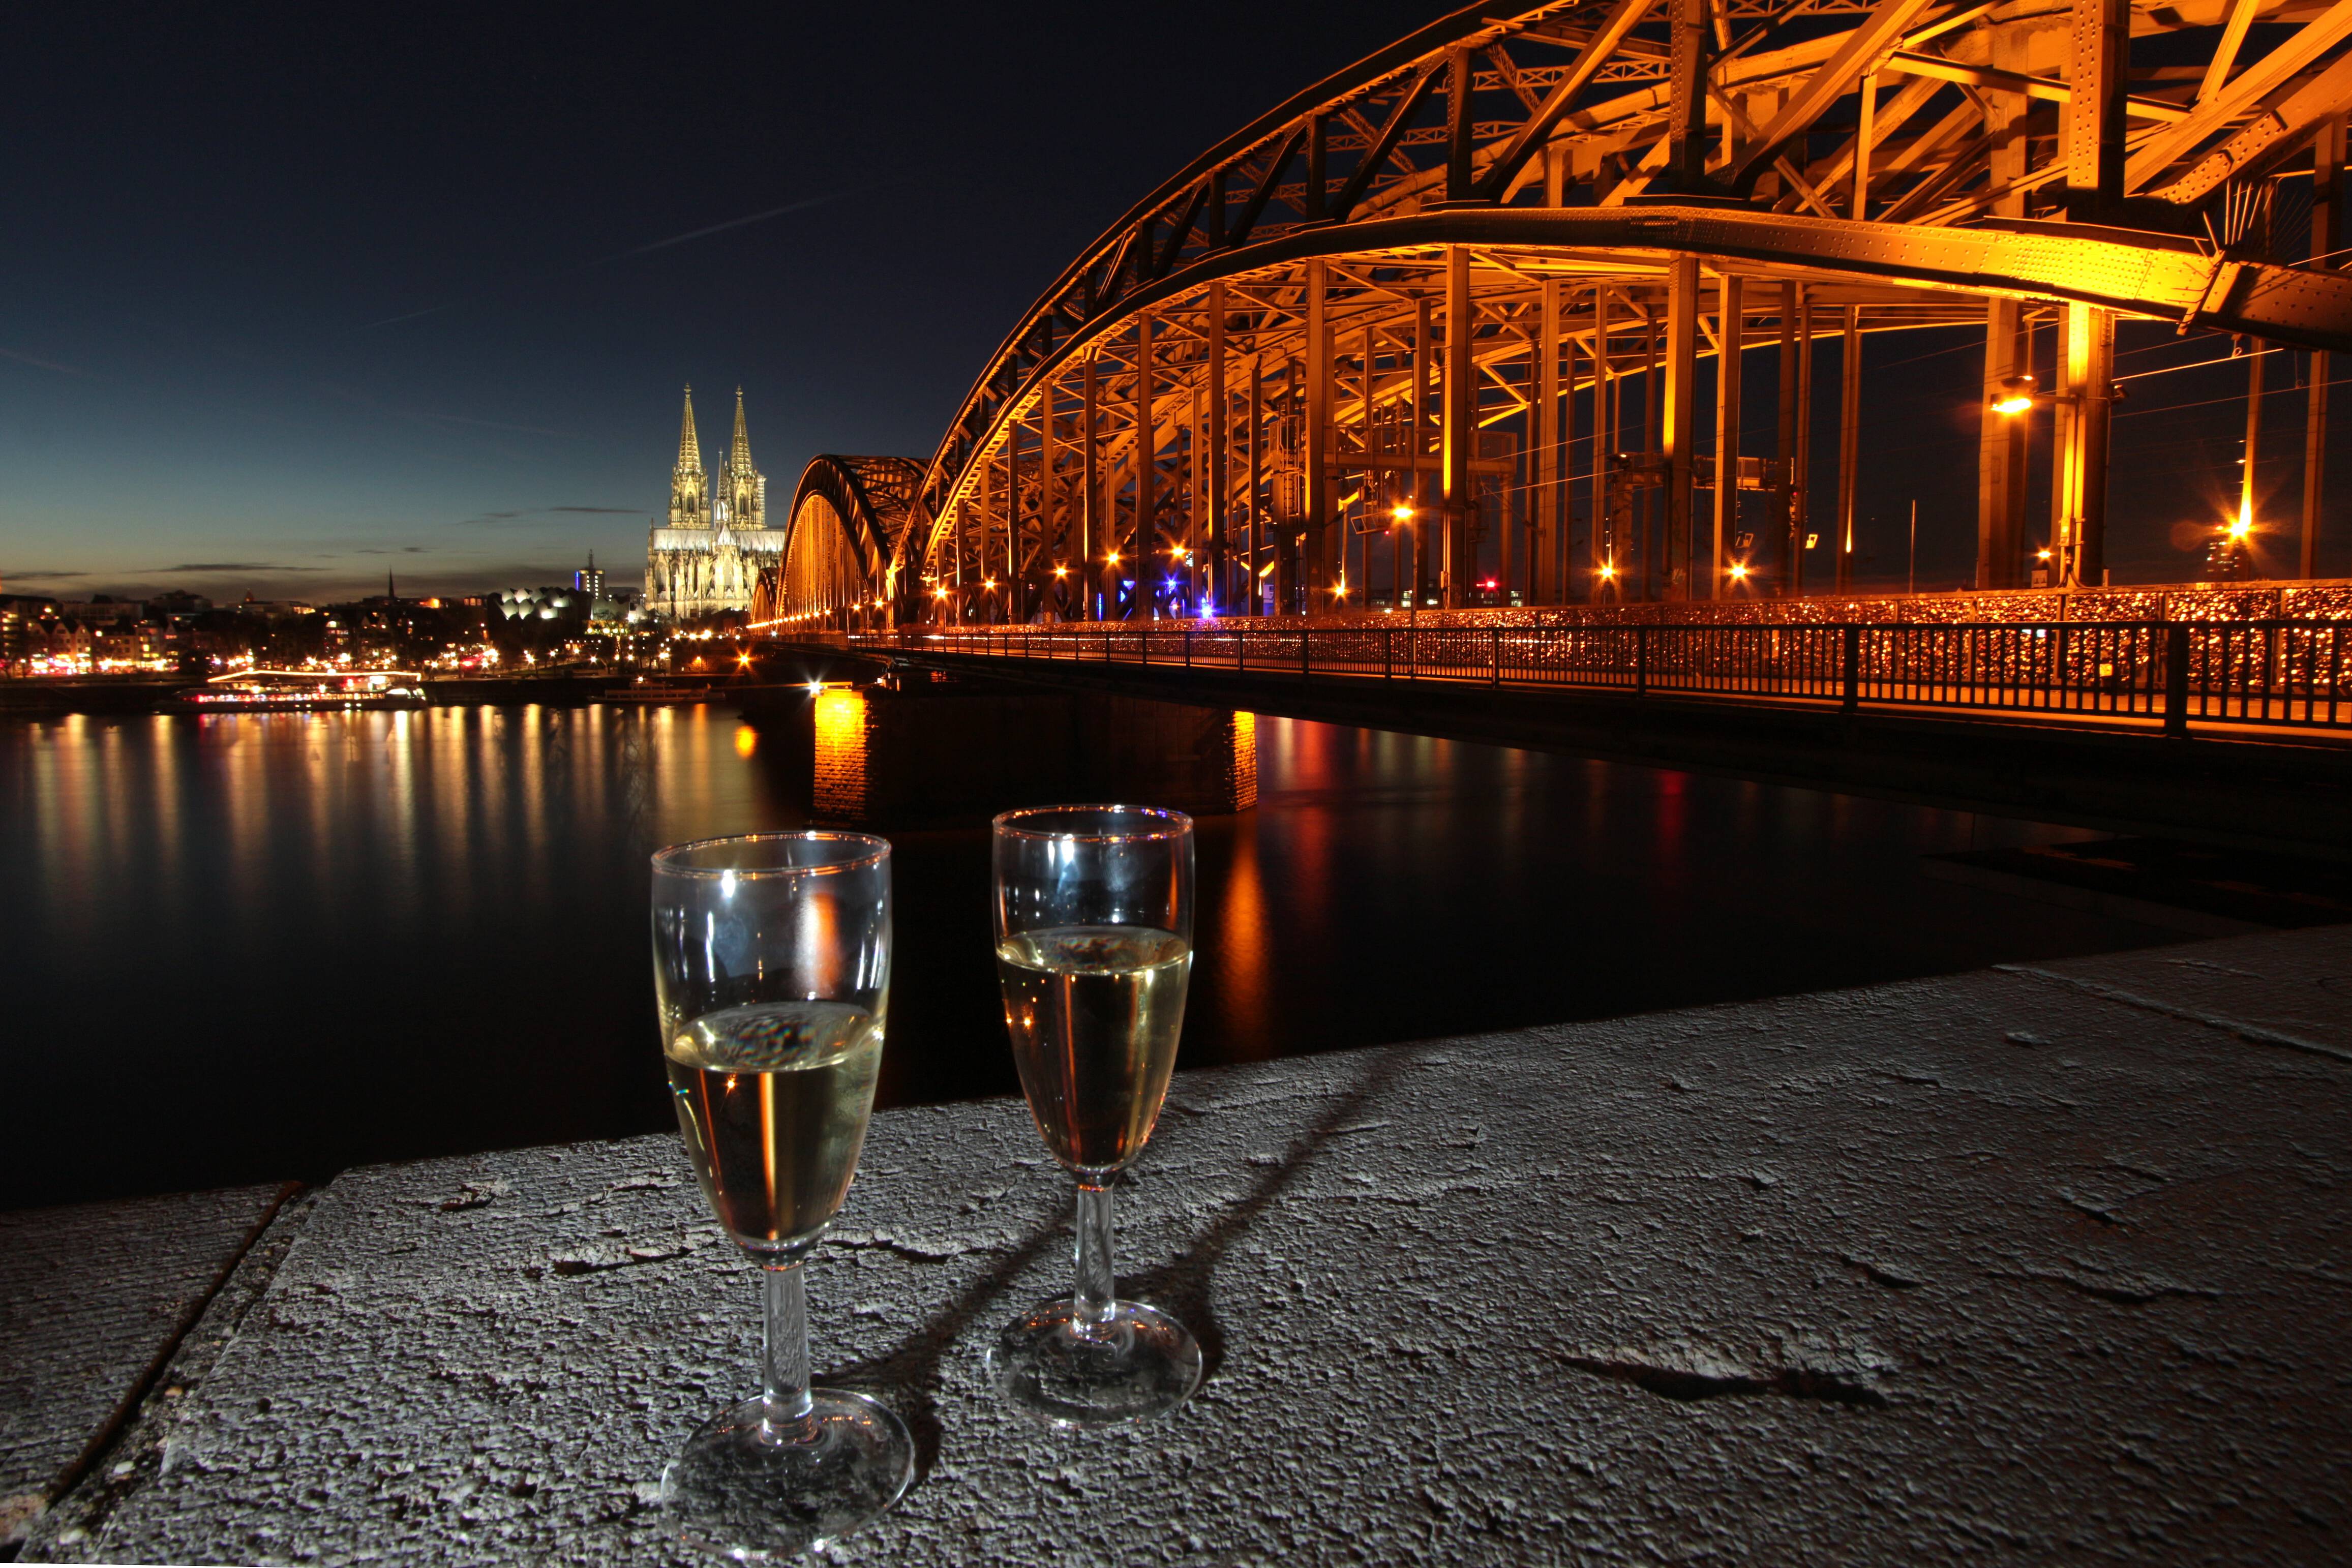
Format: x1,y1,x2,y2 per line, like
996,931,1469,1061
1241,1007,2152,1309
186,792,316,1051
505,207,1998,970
1,701,2174,1206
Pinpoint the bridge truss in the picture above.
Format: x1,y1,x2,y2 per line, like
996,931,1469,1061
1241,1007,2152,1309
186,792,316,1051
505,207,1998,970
775,0,2352,628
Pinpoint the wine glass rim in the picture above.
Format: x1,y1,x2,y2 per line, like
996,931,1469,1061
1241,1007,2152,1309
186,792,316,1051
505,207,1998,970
651,830,890,879
992,803,1194,842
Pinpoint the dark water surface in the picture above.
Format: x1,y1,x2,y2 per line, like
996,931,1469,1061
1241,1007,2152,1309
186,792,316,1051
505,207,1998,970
2,701,2176,1208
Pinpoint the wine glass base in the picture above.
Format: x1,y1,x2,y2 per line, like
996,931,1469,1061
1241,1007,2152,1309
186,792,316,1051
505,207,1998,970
659,1389,915,1560
986,1298,1203,1429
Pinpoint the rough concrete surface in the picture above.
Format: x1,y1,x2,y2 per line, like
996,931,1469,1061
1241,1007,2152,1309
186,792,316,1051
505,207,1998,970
1,1185,289,1548
22,928,2352,1566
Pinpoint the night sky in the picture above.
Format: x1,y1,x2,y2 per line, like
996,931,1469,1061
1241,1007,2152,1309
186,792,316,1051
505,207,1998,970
2,2,1435,602
4,3,2342,604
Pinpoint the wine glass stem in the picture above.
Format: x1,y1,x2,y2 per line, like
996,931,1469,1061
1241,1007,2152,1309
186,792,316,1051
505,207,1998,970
1073,1181,1117,1326
761,1261,815,1425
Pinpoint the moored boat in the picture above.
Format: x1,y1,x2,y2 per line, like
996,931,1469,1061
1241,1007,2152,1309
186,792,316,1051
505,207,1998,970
170,669,428,712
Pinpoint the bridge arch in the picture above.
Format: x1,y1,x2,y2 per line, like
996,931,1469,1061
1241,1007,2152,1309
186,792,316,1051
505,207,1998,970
755,455,926,630
900,0,2352,621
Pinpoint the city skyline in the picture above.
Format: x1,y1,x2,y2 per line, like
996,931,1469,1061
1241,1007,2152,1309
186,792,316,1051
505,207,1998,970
0,2,1439,605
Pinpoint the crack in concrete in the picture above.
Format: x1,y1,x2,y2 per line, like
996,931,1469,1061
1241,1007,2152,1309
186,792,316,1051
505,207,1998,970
2061,1191,2134,1228
533,1235,714,1278
1841,1254,1924,1289
826,1234,984,1264
1562,1352,1890,1408
1996,966,2352,1063
1992,1266,2222,1306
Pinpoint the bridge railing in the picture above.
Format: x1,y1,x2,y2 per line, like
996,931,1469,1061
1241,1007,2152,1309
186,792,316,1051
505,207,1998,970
855,620,2351,733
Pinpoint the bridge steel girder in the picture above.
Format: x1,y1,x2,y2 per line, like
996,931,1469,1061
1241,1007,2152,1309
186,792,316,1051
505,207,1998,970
770,455,925,629
876,0,2352,618
900,207,2352,606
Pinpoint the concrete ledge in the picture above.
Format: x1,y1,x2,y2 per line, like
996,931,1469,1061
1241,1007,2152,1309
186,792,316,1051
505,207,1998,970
1,1184,293,1549
21,929,2352,1564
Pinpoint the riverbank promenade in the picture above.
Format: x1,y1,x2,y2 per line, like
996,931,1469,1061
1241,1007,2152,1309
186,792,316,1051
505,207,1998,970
9,926,2348,1563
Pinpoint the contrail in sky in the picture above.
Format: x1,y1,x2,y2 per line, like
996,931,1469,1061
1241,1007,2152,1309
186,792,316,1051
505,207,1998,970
590,193,846,264
0,346,95,377
356,193,849,331
357,304,455,330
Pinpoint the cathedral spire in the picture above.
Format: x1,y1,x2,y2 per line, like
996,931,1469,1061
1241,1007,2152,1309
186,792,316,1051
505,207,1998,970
729,386,753,473
676,387,703,474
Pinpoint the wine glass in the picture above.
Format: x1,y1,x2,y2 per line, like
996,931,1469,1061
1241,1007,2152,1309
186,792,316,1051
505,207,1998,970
650,832,914,1558
986,804,1205,1427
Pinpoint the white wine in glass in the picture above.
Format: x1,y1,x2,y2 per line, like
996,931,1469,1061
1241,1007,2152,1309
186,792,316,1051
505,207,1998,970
668,1000,884,1256
997,925,1190,1170
650,833,913,1559
987,806,1204,1428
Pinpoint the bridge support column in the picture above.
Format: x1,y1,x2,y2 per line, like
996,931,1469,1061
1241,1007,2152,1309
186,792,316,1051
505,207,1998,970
987,453,1003,623
1795,287,1815,594
1538,276,1563,605
1663,254,1699,600
1208,281,1228,614
1722,273,1740,597
1246,354,1263,614
1712,273,1742,598
1593,285,1615,599
1414,294,1435,607
1082,352,1100,618
1131,314,1155,619
1305,259,1333,613
1978,300,2030,590
2053,301,2114,587
1441,245,1472,608
1007,414,1024,624
1040,382,1059,612
1836,305,1861,593
1776,282,1799,596
2308,117,2343,579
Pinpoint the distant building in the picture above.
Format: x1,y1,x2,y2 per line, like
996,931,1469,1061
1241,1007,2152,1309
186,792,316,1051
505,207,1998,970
574,553,605,600
644,386,782,621
147,589,213,617
495,586,590,627
232,594,318,623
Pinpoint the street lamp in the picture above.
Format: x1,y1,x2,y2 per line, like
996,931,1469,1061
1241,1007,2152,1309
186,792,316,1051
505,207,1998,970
1990,374,2037,415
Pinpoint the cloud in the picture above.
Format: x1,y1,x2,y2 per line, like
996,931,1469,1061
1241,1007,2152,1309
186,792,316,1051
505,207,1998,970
460,505,645,527
156,562,326,574
2,568,89,581
0,346,95,378
355,546,432,555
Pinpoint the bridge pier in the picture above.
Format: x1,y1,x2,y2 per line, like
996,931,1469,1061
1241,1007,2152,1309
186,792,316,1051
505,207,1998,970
749,680,1257,825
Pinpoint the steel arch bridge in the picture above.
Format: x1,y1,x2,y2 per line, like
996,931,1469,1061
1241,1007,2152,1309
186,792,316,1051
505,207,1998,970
769,0,2352,630
755,455,925,630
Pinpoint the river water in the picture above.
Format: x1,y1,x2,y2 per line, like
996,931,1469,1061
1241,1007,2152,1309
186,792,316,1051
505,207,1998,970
1,700,2174,1207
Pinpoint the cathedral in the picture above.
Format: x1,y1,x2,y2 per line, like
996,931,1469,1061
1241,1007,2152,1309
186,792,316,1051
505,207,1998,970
644,386,783,620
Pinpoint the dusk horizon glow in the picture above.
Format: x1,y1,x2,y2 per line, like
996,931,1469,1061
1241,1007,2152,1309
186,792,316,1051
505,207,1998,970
2,2,1439,605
